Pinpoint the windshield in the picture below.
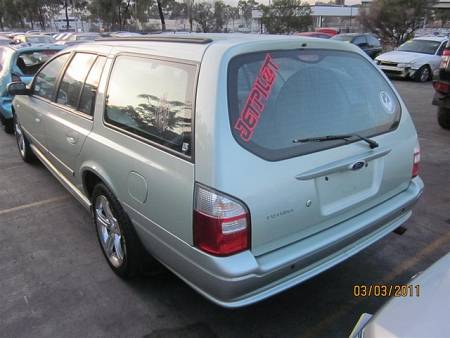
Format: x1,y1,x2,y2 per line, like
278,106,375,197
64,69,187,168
397,40,441,54
228,49,401,161
331,35,354,42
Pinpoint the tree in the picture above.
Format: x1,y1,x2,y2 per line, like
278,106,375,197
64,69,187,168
213,0,226,32
238,0,259,27
360,0,437,46
193,2,214,32
261,0,312,34
184,0,194,32
156,0,166,31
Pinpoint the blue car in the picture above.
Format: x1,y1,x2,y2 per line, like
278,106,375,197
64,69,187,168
0,43,64,133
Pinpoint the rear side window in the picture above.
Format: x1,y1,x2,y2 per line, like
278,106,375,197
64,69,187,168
352,36,367,45
34,53,70,100
228,50,401,161
57,53,97,109
105,55,196,157
368,35,380,47
78,56,106,115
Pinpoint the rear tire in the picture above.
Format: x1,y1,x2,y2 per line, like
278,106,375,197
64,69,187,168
438,107,450,130
92,183,146,278
14,115,35,163
414,65,431,82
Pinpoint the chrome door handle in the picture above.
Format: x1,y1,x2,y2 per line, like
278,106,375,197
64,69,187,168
35,118,40,123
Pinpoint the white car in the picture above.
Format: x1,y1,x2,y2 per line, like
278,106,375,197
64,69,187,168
375,36,448,82
349,252,450,338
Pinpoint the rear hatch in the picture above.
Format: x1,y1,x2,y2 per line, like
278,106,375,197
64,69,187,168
223,48,416,256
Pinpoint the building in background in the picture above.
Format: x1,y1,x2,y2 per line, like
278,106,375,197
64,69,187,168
252,4,362,33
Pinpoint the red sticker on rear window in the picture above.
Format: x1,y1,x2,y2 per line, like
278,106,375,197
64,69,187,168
234,54,279,142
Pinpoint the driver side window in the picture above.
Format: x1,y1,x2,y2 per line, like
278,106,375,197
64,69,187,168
33,53,70,100
437,42,447,56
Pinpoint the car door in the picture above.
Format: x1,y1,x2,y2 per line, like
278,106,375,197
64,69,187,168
45,53,106,181
16,53,70,151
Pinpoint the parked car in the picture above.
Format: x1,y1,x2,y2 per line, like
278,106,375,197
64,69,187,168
432,39,450,129
0,36,11,46
349,252,450,338
332,33,382,59
12,34,56,45
9,34,423,308
295,32,332,39
316,27,339,36
0,44,64,133
376,36,448,82
55,32,100,46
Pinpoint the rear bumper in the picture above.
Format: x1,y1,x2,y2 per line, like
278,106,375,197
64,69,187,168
133,177,424,308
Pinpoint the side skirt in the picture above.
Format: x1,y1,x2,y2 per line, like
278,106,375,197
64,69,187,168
30,144,92,210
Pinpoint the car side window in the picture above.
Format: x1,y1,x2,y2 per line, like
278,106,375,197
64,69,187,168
33,53,70,100
105,55,196,157
368,35,380,47
56,53,97,110
353,36,367,46
437,42,446,56
78,56,106,116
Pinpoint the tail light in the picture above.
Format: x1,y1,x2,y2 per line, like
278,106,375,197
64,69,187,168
412,144,420,178
193,184,250,256
11,73,21,82
440,49,450,69
433,81,450,94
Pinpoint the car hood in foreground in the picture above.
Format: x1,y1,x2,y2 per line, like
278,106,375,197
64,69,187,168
376,50,432,64
360,252,450,338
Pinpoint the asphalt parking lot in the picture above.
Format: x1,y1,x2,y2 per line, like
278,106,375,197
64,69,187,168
1,80,449,338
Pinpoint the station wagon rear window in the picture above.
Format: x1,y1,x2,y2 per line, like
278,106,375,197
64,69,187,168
228,49,401,161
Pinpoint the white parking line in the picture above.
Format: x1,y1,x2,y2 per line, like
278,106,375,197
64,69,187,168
0,195,70,217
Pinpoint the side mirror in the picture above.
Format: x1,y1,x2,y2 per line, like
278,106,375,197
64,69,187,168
7,81,31,96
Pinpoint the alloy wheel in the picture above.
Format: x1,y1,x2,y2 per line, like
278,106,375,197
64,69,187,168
95,195,126,268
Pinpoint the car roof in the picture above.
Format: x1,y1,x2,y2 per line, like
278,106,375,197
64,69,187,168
6,43,64,52
335,33,374,37
414,36,448,42
72,33,362,62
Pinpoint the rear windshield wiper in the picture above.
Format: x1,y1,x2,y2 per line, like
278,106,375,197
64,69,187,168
293,134,379,149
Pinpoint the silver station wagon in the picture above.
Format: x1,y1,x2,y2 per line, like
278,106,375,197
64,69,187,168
9,34,424,308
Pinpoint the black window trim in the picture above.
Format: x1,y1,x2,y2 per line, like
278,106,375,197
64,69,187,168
76,55,106,116
102,52,199,163
226,48,403,162
31,50,108,121
54,51,105,119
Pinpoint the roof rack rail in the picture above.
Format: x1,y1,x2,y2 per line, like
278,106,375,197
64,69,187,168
95,36,213,44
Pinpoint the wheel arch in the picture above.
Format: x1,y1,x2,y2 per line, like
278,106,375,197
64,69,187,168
80,163,118,201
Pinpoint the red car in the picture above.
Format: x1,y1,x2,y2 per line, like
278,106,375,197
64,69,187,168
295,32,333,39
